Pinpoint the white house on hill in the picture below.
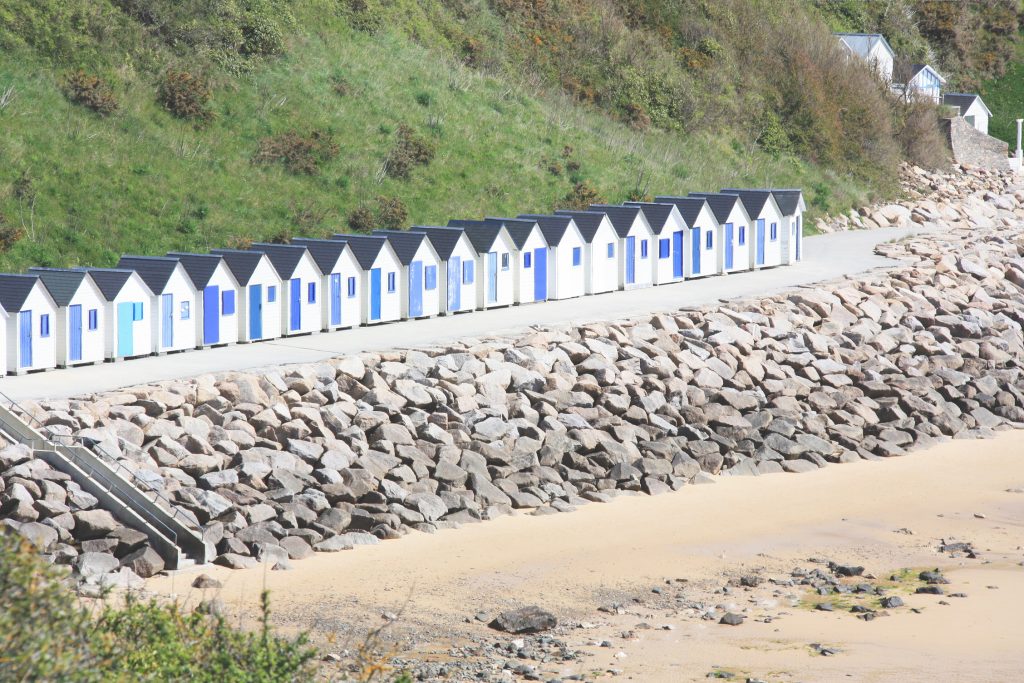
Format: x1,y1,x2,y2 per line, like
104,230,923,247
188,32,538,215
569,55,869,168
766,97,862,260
943,93,992,135
901,63,945,103
835,32,895,82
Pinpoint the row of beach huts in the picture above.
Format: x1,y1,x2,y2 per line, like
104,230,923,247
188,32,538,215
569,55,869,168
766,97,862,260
0,189,804,375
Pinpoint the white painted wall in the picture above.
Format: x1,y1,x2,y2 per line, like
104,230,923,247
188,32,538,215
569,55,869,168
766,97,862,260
0,308,7,376
514,228,548,304
6,282,58,373
870,43,894,82
650,211,687,285
151,264,198,352
60,277,106,366
586,218,620,294
548,223,586,300
964,100,990,135
476,230,516,309
619,218,655,290
279,252,323,336
362,244,403,324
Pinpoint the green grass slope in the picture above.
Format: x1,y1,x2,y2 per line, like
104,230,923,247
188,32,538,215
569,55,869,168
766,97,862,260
981,34,1024,148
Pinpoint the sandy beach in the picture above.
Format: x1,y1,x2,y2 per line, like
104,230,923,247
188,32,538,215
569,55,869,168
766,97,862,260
149,429,1024,682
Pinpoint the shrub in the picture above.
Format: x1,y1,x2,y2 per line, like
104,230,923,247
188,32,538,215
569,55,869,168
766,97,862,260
893,98,951,169
377,195,408,229
157,70,213,123
415,91,432,107
344,0,384,33
384,125,435,180
561,180,604,210
332,74,352,97
546,160,563,176
226,234,253,249
625,102,651,131
63,71,118,115
347,205,376,231
254,130,340,175
0,212,22,253
757,109,790,157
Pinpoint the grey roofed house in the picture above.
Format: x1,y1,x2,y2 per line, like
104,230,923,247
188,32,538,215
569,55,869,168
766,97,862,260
943,92,992,116
116,255,183,294
447,219,504,253
290,238,349,273
26,267,89,307
587,204,646,237
653,196,709,228
834,32,895,60
622,201,679,230
0,273,42,311
75,268,138,301
688,192,742,224
372,230,429,265
210,249,277,286
517,214,575,244
718,189,772,217
408,225,464,259
768,189,803,216
248,242,317,279
552,210,608,242
484,217,540,249
166,252,225,289
331,234,388,270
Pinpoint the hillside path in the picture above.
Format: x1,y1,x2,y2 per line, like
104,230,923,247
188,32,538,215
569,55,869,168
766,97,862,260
0,225,931,401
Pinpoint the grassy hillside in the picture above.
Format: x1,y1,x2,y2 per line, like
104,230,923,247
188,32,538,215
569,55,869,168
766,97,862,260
0,0,977,271
981,33,1024,147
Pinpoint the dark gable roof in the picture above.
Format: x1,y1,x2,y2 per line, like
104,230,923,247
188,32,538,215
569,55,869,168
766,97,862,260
553,210,607,242
517,214,573,244
447,219,502,253
687,193,741,224
27,268,88,307
0,274,41,312
76,268,135,301
770,189,803,216
622,202,676,230
372,230,428,265
332,234,387,270
210,249,273,286
408,226,464,259
166,252,223,289
117,255,181,293
943,92,988,116
249,243,315,279
719,189,771,217
485,217,540,249
291,238,348,273
654,196,708,228
588,204,644,237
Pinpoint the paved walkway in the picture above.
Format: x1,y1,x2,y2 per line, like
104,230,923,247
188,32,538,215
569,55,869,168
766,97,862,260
0,226,932,402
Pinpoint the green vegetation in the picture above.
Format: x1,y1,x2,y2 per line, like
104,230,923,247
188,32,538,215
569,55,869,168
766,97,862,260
981,32,1024,147
0,530,317,681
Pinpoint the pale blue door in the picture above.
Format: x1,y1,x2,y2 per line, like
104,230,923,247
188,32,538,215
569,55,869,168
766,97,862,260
692,229,702,274
116,302,134,357
486,253,498,303
289,278,301,331
203,285,220,345
533,248,547,301
724,223,734,270
672,231,683,278
330,274,342,326
69,304,83,362
625,237,636,284
161,293,173,348
796,217,802,260
756,218,766,265
369,268,382,321
447,256,461,311
248,284,263,339
18,310,31,368
409,261,423,317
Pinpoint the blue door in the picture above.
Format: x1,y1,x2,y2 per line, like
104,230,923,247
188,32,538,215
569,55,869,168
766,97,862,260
68,304,82,362
289,278,301,331
161,293,173,348
672,231,683,279
796,217,802,261
486,252,498,303
533,248,547,301
756,218,766,266
625,237,636,284
116,302,134,357
724,223,734,270
330,274,342,326
248,284,263,340
18,310,32,368
203,285,219,345
369,268,382,321
691,229,701,275
409,261,424,317
447,256,461,312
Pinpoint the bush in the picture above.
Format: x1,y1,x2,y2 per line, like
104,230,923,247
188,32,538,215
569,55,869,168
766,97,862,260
63,71,118,115
347,205,375,231
377,195,408,229
561,180,604,210
757,109,790,157
384,125,435,180
625,102,651,131
157,70,213,123
893,99,951,169
0,212,22,253
331,74,352,97
415,91,432,107
254,130,340,175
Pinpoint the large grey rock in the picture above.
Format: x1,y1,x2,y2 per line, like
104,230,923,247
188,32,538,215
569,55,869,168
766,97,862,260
120,546,165,578
72,510,120,540
489,606,558,633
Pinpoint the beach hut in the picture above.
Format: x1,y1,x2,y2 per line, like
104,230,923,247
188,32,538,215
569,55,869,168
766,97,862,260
551,210,620,294
117,256,198,353
210,249,284,342
291,238,363,330
587,205,656,289
447,220,517,309
514,214,586,300
330,235,402,325
942,93,992,135
166,252,241,347
623,202,688,285
0,274,57,374
770,189,806,264
76,268,154,360
408,226,479,314
247,243,322,337
719,189,786,269
688,193,753,274
652,196,722,278
372,230,443,319
27,268,106,367
485,218,549,305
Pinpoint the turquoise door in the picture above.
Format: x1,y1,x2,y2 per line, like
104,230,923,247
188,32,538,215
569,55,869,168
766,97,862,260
18,310,31,368
68,304,82,362
116,302,134,357
248,284,262,339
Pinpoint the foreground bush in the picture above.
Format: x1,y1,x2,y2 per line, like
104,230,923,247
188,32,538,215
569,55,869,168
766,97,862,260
0,531,317,682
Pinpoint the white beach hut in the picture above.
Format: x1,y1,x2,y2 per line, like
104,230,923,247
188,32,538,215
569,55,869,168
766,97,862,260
372,230,443,319
166,252,241,347
447,220,517,309
0,274,57,374
117,256,198,353
623,202,688,285
76,268,154,360
331,235,403,325
770,189,806,264
27,268,106,367
408,226,479,314
291,238,363,330
248,243,323,337
210,249,284,342
515,214,586,300
588,204,656,289
942,93,992,135
551,210,620,294
486,218,550,305
689,193,753,274
720,189,786,269
652,196,722,279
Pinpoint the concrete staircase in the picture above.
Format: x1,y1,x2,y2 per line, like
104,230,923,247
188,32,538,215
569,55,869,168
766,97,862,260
0,396,212,569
